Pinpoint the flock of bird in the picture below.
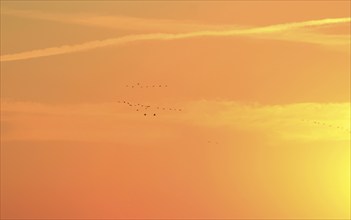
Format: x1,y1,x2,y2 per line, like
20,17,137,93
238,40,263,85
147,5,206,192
301,119,351,133
126,83,168,89
118,83,182,116
117,100,183,116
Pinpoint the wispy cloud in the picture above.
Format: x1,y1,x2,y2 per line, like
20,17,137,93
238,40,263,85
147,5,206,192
1,8,240,32
2,100,349,142
184,100,350,142
1,17,350,62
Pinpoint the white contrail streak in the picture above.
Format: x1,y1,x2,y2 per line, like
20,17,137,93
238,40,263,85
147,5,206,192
1,17,350,62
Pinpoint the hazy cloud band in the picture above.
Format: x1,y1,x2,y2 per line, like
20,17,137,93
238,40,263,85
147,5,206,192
1,17,350,62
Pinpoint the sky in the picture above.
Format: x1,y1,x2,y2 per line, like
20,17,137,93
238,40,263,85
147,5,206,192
1,1,350,219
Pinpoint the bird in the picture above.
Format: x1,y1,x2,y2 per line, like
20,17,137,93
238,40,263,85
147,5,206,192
144,113,147,116
153,113,156,116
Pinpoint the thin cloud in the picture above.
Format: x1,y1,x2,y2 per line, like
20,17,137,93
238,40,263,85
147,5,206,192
183,100,350,142
1,17,350,62
2,8,240,32
2,100,350,142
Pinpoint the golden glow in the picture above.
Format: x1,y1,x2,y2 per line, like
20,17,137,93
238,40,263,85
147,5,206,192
1,1,350,219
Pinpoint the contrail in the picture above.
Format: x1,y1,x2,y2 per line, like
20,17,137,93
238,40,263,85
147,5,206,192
1,17,350,62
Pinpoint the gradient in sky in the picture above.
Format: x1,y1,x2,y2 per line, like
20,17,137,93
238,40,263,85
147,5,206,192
1,1,350,219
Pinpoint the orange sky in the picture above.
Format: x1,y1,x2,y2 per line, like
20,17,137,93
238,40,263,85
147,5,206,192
1,1,350,219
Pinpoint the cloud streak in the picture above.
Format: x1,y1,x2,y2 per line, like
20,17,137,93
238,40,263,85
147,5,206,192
184,100,350,142
1,100,350,142
1,17,350,62
1,8,240,32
